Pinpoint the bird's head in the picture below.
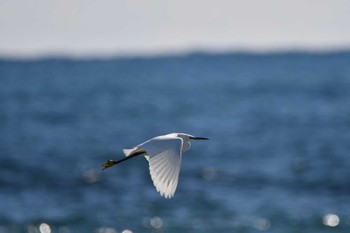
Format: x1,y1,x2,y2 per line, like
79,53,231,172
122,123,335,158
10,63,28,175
173,133,208,153
174,133,209,141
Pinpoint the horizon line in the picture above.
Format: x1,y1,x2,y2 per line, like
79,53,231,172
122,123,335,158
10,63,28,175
1,45,350,60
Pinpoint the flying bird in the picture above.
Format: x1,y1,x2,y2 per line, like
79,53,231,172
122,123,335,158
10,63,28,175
102,133,209,198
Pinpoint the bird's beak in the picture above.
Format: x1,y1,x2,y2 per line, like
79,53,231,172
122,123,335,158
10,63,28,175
190,136,209,140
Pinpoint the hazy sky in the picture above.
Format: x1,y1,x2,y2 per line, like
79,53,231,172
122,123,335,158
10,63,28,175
1,0,350,57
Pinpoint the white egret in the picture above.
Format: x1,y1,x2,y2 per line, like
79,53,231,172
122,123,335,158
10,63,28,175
102,133,209,198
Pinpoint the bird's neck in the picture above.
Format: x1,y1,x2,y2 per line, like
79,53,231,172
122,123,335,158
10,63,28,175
182,141,191,153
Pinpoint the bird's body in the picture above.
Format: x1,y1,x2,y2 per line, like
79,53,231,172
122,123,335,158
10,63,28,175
102,133,208,198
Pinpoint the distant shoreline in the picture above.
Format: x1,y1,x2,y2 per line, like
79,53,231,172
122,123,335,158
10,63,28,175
1,48,350,62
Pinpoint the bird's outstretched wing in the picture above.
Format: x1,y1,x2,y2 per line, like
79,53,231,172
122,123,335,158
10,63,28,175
139,135,183,198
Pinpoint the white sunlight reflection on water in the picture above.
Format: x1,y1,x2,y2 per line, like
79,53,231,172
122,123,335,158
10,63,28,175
39,223,51,233
150,217,163,229
142,216,164,229
254,218,271,231
323,214,340,227
121,230,133,233
96,227,117,233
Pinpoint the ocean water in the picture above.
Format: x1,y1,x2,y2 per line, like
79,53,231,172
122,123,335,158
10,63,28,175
1,51,350,233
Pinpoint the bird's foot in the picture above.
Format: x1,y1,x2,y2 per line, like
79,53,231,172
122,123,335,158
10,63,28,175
101,160,116,170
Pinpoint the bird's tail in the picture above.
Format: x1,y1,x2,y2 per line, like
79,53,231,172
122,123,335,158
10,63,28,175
123,147,147,157
123,148,135,157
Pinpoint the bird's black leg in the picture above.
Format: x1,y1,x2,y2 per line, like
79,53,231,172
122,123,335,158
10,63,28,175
101,150,146,170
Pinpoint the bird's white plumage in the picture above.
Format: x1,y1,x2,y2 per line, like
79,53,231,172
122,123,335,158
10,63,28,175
137,135,183,198
117,133,207,198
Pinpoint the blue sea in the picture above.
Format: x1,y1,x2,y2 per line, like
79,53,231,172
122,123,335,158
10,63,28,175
1,51,350,233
